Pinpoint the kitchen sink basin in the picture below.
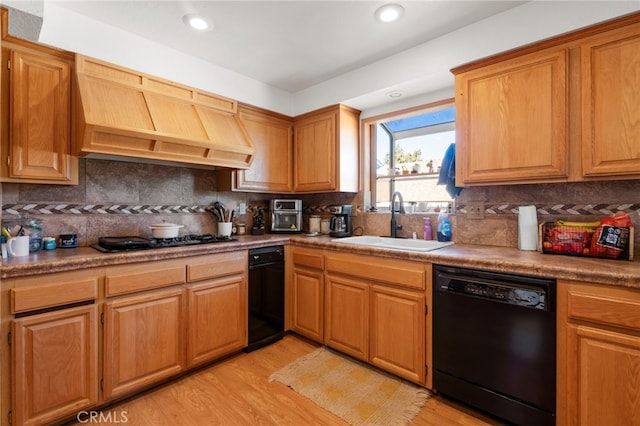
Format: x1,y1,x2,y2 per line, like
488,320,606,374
331,236,454,252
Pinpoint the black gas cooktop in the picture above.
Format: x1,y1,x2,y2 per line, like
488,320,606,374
92,234,236,253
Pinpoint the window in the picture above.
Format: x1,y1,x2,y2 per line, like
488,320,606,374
367,100,456,213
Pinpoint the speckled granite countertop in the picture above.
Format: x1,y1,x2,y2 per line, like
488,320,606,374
0,235,290,279
2,234,639,289
291,236,640,289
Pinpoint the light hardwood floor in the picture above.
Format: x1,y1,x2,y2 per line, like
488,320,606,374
68,334,502,425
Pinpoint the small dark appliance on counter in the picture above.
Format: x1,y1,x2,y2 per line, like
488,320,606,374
252,206,266,235
270,199,302,233
92,234,235,253
329,204,353,237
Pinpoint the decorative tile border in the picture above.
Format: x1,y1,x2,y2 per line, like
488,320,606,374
2,204,211,215
1,203,346,216
456,203,640,216
2,202,637,217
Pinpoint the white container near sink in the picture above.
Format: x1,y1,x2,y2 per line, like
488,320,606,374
332,236,454,252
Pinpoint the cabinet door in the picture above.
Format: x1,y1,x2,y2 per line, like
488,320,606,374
12,305,98,426
3,48,75,183
581,24,640,177
324,274,369,361
103,289,185,400
370,285,425,384
293,110,337,192
186,275,247,367
234,106,293,192
566,324,640,426
455,48,569,184
291,267,324,342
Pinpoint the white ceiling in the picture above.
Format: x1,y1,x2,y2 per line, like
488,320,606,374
4,1,638,115
44,0,527,93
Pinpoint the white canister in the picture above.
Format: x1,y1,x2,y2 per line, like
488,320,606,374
309,215,321,234
321,219,331,234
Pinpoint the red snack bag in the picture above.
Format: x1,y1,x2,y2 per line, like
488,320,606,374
590,212,632,258
547,227,591,255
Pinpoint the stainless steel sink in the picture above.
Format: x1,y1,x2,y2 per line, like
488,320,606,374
331,236,454,252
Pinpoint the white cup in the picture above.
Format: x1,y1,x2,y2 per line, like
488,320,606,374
218,222,234,237
7,235,30,257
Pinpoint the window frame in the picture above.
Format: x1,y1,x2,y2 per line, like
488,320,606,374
362,98,455,211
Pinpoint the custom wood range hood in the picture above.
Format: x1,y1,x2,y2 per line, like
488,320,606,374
74,55,254,169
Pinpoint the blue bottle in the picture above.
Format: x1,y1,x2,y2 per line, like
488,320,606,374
437,210,451,242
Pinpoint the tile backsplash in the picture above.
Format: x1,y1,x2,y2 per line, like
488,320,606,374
0,158,360,246
2,158,639,255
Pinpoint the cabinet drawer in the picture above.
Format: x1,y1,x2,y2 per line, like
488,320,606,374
187,251,247,282
292,248,324,270
106,259,186,297
326,253,424,290
567,282,640,332
11,278,98,314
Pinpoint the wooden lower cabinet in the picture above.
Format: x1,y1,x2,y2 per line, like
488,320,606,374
566,325,640,425
324,275,369,360
370,285,425,384
187,275,247,367
324,252,427,386
102,288,186,400
12,305,98,426
289,247,325,342
558,280,640,426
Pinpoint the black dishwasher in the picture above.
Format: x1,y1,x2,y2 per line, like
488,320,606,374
246,245,285,352
433,265,556,426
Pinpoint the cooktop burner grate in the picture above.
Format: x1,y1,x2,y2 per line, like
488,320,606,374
92,234,235,253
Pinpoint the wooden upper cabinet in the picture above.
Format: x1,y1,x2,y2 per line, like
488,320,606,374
454,12,640,186
1,38,78,184
218,104,294,193
293,104,360,193
581,23,640,178
454,48,569,185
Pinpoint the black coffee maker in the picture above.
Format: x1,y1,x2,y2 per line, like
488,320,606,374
329,204,353,237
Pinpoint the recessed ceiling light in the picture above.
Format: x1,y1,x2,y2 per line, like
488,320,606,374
182,14,211,31
375,4,404,23
387,91,403,98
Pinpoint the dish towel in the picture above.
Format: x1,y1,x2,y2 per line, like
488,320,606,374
437,143,463,198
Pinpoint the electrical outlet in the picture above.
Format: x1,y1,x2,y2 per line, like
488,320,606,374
239,202,247,215
467,202,485,219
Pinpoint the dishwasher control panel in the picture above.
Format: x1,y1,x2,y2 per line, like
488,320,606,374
435,266,552,310
457,282,544,308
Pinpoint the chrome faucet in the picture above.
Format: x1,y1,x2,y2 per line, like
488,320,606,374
390,191,405,238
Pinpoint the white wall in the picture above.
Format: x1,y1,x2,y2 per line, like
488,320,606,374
341,1,640,118
37,2,294,115
29,1,640,117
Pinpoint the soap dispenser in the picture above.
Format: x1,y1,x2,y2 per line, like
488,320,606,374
423,217,432,240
